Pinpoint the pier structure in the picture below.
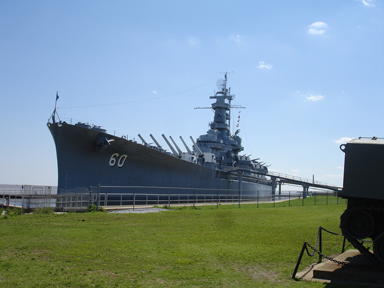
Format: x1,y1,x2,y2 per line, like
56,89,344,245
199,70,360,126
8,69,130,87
267,172,341,199
229,168,341,200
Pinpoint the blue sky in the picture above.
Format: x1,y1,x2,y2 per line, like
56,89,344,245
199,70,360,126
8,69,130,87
0,0,383,189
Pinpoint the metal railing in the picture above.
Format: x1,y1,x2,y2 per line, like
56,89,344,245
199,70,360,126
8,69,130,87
56,187,344,211
58,117,136,142
0,191,57,209
292,226,347,280
1,186,345,212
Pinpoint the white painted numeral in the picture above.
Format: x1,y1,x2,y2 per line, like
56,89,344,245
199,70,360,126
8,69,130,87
109,153,127,168
109,153,119,167
117,154,127,168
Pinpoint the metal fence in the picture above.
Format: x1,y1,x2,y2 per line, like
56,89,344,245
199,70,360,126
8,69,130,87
1,186,346,212
0,190,56,210
55,187,345,211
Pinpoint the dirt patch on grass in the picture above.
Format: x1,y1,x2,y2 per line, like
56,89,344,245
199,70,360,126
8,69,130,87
251,266,280,282
235,264,282,283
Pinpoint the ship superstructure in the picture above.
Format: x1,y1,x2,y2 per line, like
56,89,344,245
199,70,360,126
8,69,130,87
194,73,268,176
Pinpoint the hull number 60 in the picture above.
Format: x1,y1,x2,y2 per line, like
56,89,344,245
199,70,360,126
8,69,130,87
109,153,127,168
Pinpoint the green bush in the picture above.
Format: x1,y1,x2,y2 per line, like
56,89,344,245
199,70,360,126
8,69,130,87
33,207,55,214
87,204,97,212
87,204,105,212
7,207,23,216
0,207,23,218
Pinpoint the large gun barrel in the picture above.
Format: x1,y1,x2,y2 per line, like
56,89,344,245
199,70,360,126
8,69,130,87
162,134,179,157
190,136,203,157
150,134,162,150
169,136,183,156
138,134,148,146
180,136,192,154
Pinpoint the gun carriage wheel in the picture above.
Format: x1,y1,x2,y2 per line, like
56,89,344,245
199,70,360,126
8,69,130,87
341,208,375,239
373,233,384,263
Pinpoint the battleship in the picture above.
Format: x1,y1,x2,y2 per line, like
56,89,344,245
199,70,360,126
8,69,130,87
48,74,273,198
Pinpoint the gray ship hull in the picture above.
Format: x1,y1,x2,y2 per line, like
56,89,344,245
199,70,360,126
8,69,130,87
48,122,272,196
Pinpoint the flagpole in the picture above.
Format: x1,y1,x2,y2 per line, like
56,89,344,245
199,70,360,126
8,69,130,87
52,91,59,123
55,91,59,111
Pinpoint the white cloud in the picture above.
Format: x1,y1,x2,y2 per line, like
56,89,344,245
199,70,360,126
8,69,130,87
334,137,352,144
357,0,375,7
229,34,242,43
152,90,158,94
187,37,200,45
308,28,326,35
296,91,325,102
305,94,324,102
308,22,328,35
309,22,328,29
257,61,273,70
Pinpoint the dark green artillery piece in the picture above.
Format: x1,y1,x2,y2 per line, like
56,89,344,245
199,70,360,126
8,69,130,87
339,137,384,263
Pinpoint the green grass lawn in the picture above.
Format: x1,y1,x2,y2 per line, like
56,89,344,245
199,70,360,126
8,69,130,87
0,198,353,287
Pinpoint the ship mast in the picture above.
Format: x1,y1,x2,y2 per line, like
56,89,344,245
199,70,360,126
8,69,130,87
194,73,246,160
211,73,230,135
